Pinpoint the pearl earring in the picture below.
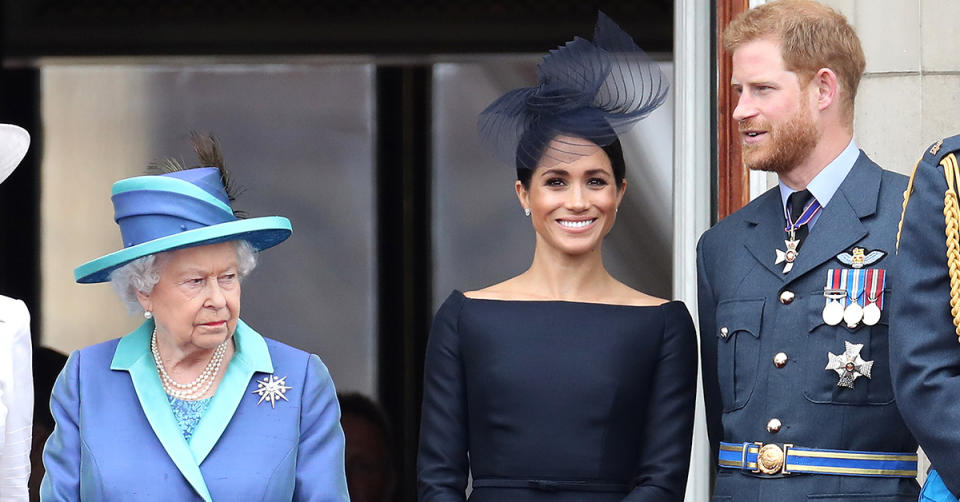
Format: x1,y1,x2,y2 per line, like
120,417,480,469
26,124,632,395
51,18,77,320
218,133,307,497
144,311,153,320
524,208,531,217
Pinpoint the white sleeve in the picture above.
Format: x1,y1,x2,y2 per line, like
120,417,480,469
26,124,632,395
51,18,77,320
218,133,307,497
0,297,32,502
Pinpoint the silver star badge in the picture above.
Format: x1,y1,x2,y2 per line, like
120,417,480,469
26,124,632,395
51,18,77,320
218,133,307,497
252,374,292,408
825,341,874,389
775,238,800,273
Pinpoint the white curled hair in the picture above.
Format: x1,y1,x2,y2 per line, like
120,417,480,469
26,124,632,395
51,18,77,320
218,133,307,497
109,240,259,315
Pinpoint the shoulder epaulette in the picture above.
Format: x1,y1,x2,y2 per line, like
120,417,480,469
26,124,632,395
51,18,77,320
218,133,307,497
900,133,960,343
921,135,960,167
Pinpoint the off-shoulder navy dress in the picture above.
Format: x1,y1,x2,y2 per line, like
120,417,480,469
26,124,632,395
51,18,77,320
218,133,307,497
417,291,698,501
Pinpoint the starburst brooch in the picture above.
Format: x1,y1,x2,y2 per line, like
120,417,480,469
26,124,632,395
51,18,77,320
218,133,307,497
252,374,292,408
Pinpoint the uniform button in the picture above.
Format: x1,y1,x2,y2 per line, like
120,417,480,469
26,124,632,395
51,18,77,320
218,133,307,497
774,352,788,368
766,418,782,433
720,327,728,338
779,290,795,304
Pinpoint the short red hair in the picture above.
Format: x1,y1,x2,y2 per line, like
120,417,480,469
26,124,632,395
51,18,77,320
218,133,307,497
724,0,865,125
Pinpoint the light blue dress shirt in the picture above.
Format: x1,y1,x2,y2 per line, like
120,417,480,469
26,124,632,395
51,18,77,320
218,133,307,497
778,139,860,230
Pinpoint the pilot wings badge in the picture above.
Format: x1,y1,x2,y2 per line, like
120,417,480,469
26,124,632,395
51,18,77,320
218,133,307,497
836,247,885,269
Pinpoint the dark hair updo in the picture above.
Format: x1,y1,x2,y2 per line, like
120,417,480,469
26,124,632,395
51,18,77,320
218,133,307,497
515,134,626,190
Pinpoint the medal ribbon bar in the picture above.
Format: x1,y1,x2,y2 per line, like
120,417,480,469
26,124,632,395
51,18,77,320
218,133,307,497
864,268,885,309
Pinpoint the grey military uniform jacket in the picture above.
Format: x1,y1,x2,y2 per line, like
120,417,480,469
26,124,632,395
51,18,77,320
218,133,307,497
697,152,919,502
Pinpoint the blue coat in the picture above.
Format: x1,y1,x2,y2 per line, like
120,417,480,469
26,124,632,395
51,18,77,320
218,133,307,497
697,152,919,501
40,320,349,501
890,135,960,500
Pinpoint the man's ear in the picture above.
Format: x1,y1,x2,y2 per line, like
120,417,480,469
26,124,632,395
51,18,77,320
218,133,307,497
813,67,839,112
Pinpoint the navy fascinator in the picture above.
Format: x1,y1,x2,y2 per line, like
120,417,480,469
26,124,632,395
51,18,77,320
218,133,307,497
478,12,669,172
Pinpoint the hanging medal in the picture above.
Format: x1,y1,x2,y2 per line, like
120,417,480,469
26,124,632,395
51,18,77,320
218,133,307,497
775,238,800,273
843,268,865,329
823,269,846,326
775,196,823,274
862,268,885,326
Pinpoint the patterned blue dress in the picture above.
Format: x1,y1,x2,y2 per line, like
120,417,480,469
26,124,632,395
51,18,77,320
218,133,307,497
167,395,212,442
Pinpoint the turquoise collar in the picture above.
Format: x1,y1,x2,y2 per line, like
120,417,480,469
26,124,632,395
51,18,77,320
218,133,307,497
110,319,273,501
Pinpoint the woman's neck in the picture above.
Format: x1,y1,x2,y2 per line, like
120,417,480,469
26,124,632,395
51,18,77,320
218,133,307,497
521,241,614,301
156,333,233,377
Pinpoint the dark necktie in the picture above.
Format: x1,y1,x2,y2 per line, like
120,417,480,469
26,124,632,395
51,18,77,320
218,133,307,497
787,189,814,247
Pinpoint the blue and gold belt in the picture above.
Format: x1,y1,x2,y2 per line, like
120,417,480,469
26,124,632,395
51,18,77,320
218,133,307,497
719,442,917,478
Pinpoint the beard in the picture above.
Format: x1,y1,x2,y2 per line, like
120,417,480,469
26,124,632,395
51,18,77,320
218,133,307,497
740,103,818,174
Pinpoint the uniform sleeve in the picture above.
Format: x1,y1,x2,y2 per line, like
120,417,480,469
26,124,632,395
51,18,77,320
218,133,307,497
624,301,697,502
40,350,81,502
890,157,960,497
417,293,468,502
0,298,32,502
293,354,350,502
696,234,722,470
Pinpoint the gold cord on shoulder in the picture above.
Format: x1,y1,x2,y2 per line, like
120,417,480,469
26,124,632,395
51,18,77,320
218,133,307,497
897,152,960,343
941,153,960,343
897,159,922,252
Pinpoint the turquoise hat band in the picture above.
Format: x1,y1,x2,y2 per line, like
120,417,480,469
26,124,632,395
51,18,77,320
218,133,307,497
113,175,234,216
74,216,292,284
79,166,291,285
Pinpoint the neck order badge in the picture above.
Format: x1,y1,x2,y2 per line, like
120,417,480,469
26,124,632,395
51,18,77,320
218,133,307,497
776,193,822,273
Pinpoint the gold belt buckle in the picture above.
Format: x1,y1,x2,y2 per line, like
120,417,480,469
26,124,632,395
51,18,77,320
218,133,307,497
752,442,793,475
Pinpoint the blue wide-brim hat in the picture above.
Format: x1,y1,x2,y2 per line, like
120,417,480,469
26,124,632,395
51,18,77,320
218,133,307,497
74,167,292,283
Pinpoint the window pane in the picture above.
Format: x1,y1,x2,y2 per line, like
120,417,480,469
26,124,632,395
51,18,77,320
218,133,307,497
41,62,378,394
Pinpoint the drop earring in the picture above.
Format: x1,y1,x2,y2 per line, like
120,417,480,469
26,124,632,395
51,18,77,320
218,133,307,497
144,310,153,320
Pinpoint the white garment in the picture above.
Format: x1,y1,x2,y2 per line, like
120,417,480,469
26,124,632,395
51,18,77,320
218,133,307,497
0,296,32,501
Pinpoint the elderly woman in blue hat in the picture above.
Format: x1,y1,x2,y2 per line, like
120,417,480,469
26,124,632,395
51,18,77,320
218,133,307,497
41,135,349,501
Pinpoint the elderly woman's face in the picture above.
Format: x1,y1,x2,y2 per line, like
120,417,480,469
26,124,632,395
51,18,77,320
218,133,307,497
137,241,241,350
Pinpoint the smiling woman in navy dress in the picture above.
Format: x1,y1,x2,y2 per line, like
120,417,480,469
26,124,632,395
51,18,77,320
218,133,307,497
417,13,697,502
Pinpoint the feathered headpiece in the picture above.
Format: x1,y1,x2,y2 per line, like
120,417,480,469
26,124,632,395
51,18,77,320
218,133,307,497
147,132,247,218
478,12,668,171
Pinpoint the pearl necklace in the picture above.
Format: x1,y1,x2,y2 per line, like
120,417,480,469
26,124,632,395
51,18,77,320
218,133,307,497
151,328,227,400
